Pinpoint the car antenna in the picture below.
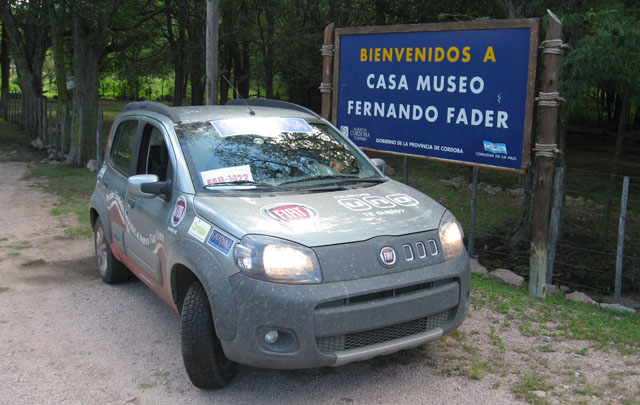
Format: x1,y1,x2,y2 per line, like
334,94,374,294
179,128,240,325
222,75,255,116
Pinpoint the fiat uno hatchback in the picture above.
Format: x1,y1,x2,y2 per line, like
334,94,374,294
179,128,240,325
89,99,470,388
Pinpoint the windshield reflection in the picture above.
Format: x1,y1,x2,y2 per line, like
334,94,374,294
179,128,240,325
176,120,377,189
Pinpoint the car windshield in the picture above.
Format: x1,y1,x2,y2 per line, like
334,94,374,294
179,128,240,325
175,117,380,190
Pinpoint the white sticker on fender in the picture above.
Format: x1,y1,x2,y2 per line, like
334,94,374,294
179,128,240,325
188,217,211,243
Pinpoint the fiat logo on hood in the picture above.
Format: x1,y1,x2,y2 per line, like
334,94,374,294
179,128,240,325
261,203,318,223
379,246,397,267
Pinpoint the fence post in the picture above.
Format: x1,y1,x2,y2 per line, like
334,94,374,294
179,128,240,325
61,105,67,157
614,176,629,304
97,109,103,167
546,167,565,284
77,107,83,166
41,98,46,143
320,22,335,120
468,166,480,257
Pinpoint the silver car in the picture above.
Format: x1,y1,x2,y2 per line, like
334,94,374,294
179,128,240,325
89,99,470,388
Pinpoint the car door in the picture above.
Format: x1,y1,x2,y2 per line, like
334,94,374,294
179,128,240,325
104,118,141,256
122,120,175,285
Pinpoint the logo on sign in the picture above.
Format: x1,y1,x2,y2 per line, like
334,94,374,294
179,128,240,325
483,140,508,155
261,203,318,223
379,246,397,267
171,195,187,227
340,125,349,137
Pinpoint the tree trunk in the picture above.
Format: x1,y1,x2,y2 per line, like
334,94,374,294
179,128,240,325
67,0,120,166
257,4,275,99
68,16,100,166
1,2,49,136
48,0,71,146
599,89,631,240
1,25,10,121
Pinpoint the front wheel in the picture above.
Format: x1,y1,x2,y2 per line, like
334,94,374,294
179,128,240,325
181,282,237,388
94,217,131,284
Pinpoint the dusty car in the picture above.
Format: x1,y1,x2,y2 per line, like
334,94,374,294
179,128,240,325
89,99,470,388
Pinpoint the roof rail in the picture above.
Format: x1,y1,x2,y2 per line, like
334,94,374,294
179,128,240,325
225,98,321,119
123,100,181,123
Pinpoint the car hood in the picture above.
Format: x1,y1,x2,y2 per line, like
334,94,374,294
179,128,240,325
193,180,445,247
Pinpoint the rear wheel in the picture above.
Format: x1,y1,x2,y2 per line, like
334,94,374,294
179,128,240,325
93,217,131,284
181,282,237,388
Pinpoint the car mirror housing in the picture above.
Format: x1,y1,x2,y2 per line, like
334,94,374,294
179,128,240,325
370,158,386,175
127,174,171,198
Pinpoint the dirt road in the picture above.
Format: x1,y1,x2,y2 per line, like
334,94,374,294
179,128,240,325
0,157,638,404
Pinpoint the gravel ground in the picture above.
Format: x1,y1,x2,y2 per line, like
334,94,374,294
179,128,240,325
0,157,638,404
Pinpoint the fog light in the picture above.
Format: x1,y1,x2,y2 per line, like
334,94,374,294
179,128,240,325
264,330,279,344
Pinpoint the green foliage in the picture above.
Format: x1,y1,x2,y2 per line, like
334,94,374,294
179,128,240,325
563,2,640,113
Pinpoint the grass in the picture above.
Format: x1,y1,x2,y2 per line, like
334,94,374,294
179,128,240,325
24,163,95,238
511,373,554,404
0,286,9,293
472,274,640,354
0,119,96,239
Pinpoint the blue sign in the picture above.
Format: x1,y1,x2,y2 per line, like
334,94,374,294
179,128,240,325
334,21,538,171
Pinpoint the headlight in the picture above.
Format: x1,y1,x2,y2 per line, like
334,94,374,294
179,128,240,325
438,210,465,260
234,235,322,284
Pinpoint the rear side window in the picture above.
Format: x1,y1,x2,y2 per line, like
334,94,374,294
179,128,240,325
110,120,138,175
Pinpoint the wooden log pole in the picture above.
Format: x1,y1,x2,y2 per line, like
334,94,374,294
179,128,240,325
529,10,564,297
320,23,335,120
97,109,104,166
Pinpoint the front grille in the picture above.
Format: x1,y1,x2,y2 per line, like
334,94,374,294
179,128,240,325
315,281,437,310
316,310,450,353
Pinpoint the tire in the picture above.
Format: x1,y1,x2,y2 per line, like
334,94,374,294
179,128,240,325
181,282,237,389
93,217,131,284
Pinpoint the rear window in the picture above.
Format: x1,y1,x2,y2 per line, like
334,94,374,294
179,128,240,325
110,120,138,175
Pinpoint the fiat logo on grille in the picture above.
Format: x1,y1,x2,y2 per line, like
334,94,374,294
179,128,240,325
379,246,397,267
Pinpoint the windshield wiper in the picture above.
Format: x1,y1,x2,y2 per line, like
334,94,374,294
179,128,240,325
204,180,276,189
278,174,360,186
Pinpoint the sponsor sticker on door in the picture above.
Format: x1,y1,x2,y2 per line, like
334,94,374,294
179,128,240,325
171,195,187,227
188,217,211,243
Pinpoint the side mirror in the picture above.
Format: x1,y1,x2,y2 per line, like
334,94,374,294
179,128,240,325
127,174,172,198
370,158,386,175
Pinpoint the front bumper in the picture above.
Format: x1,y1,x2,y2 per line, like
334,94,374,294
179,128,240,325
220,253,470,369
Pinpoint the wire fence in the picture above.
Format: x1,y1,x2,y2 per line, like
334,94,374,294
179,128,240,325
472,166,639,297
1,92,105,166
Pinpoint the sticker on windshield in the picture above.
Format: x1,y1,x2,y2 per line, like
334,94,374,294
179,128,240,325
211,117,313,137
201,165,254,186
207,229,234,256
261,203,318,223
188,217,211,243
171,195,187,227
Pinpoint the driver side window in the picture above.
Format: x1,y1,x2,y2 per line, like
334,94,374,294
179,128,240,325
136,124,172,183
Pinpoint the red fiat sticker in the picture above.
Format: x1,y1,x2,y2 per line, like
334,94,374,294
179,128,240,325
171,195,187,227
261,203,318,222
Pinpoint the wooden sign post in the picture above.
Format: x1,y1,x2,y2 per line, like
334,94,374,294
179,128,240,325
529,10,564,297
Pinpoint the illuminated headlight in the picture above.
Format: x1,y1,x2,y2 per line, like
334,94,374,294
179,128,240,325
234,235,322,284
438,210,465,260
